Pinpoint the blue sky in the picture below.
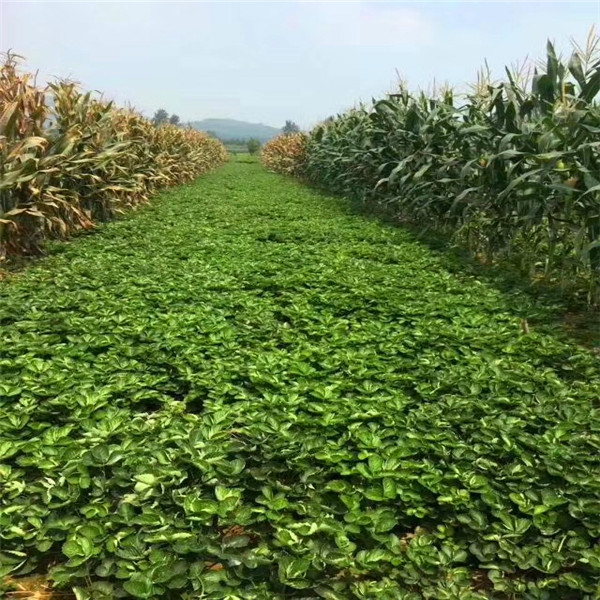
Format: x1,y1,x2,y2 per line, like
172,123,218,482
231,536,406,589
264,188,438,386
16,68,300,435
2,1,599,129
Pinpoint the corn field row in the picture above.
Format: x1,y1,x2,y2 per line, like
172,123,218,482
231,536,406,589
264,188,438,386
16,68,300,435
0,53,228,258
261,132,307,176
264,35,600,303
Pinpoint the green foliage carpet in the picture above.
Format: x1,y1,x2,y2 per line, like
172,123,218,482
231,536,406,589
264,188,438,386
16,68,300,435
1,158,599,599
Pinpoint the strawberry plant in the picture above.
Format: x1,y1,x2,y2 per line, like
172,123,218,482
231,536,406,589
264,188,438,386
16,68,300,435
1,158,599,598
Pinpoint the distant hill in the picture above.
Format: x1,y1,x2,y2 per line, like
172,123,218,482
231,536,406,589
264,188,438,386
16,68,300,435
190,119,281,143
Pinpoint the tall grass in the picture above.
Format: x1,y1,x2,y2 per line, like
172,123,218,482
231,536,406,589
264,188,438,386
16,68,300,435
0,53,228,258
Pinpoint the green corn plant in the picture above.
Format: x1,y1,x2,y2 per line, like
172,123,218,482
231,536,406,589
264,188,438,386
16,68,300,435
302,32,600,303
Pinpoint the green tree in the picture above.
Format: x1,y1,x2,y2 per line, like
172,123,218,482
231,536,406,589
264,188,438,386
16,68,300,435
247,138,261,154
169,114,180,126
282,120,300,134
152,108,169,126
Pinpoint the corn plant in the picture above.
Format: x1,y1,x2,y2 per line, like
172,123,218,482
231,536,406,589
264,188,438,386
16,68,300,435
302,34,600,303
261,132,308,176
0,53,228,258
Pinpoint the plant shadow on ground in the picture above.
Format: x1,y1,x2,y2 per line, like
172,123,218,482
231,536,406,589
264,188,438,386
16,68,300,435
333,193,600,350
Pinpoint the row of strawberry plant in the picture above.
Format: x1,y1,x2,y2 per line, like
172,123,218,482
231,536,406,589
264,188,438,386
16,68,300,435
0,53,228,258
1,158,600,598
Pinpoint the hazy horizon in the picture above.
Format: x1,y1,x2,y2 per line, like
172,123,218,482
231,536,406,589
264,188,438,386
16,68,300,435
2,1,600,129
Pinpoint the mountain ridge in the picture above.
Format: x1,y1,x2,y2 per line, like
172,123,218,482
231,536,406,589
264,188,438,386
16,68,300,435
190,118,281,142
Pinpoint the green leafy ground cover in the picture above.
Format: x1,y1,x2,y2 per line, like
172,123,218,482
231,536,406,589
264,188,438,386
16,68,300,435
1,157,600,599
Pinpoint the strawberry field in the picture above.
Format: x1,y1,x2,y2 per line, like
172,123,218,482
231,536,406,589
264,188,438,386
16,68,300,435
1,158,600,599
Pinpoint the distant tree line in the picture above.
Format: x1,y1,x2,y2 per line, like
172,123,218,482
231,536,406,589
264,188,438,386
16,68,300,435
153,118,301,155
247,139,261,155
152,115,301,136
282,120,300,134
152,108,181,127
